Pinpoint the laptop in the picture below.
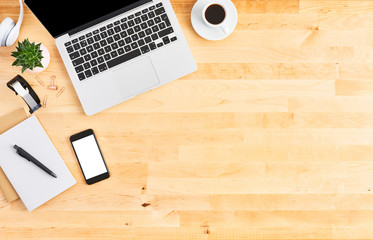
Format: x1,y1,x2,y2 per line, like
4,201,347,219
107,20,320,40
24,0,197,115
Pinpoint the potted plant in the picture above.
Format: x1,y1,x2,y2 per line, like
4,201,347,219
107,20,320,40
11,38,50,73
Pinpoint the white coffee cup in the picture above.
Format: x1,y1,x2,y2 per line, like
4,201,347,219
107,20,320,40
201,2,230,34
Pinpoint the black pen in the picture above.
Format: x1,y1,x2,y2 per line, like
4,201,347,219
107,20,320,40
13,145,57,178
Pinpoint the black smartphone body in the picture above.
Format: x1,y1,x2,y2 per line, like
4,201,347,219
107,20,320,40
70,129,110,184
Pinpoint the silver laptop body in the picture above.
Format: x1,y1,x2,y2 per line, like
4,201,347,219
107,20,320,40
26,0,197,115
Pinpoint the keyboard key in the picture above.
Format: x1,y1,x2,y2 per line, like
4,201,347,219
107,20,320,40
124,45,131,52
132,34,139,41
104,46,112,53
69,51,80,60
125,37,132,44
141,22,148,29
145,28,152,35
121,17,127,22
108,29,115,35
155,7,165,15
114,20,120,25
86,32,92,37
148,11,155,18
163,36,170,44
98,63,108,72
107,23,113,28
113,34,121,41
135,11,142,16
135,17,141,24
93,29,99,35
87,37,94,44
100,39,108,47
158,27,174,38
118,48,125,55
97,56,104,63
104,54,111,61
159,22,166,30
157,42,164,47
171,36,177,42
107,37,114,44
72,38,78,43
141,14,148,22
92,67,99,75
110,51,118,58
111,42,119,49
147,19,155,26
145,36,151,43
78,73,86,80
100,27,107,32
81,40,87,47
134,25,141,32
64,41,71,47
91,51,98,58
114,26,121,33
98,48,105,55
139,31,145,38
138,39,145,46
128,20,135,27
85,69,92,78
75,65,84,73
120,31,127,38
107,49,141,68
131,42,138,49
149,42,156,50
87,46,94,52
84,54,91,61
90,59,98,66
127,28,134,35
79,48,87,55
154,16,161,24
156,2,163,7
93,35,101,41
121,23,128,30
73,43,80,50
128,14,134,19
142,9,149,14
140,45,150,54
93,43,100,49
83,62,90,69
152,25,159,32
151,33,158,40
118,40,125,47
149,5,155,10
72,57,84,66
101,32,108,39
66,46,74,53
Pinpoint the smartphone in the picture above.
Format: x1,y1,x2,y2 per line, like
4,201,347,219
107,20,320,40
70,129,110,184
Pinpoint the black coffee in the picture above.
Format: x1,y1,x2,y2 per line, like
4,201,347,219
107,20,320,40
204,4,226,25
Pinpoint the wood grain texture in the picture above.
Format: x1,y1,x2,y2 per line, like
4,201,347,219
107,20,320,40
1,0,373,239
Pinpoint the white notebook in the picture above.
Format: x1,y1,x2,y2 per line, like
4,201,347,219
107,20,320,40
0,116,76,211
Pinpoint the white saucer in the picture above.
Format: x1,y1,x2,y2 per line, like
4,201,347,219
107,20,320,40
191,0,238,41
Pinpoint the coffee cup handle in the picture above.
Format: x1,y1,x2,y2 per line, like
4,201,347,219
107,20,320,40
221,23,230,34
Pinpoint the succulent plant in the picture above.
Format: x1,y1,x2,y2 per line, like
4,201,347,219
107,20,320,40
11,39,44,73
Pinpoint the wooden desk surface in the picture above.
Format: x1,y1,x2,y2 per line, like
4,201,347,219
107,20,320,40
2,0,373,239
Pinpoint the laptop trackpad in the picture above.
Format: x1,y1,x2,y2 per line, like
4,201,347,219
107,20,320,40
113,57,160,99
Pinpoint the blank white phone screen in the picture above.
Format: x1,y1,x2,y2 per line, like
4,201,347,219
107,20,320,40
72,134,107,179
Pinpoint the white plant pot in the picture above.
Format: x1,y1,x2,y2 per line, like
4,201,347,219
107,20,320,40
26,43,50,73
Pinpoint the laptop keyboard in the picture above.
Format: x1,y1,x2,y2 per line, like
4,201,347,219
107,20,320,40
63,2,177,81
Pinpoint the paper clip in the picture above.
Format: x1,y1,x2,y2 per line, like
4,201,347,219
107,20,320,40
48,75,58,90
35,76,45,86
56,87,65,98
42,95,48,108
